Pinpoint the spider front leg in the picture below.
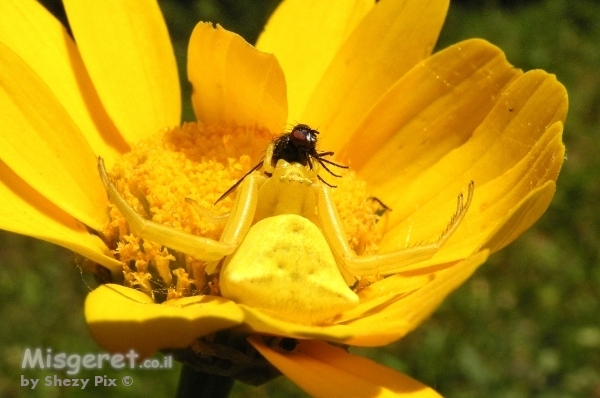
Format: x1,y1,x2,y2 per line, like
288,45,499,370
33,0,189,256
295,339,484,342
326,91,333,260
98,157,259,261
317,182,474,276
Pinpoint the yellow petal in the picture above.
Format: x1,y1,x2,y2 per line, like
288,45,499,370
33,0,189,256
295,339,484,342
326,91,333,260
0,43,108,230
0,161,120,272
239,304,354,342
249,337,442,398
63,0,181,144
343,251,489,347
256,0,374,123
377,109,565,267
423,123,563,265
85,284,244,358
375,71,566,232
348,39,521,179
336,272,434,323
481,181,558,253
188,23,287,133
0,0,128,166
301,0,450,151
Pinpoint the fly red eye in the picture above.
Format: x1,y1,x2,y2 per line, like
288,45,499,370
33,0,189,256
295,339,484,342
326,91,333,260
290,124,317,148
291,127,308,145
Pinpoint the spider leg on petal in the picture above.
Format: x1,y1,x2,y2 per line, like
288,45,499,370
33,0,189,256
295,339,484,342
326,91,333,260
317,181,474,276
98,157,259,262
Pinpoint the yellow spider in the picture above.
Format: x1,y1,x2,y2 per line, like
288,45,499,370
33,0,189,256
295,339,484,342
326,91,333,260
98,124,473,325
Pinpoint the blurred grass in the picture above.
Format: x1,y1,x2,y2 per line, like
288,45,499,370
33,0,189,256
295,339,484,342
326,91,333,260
1,0,598,397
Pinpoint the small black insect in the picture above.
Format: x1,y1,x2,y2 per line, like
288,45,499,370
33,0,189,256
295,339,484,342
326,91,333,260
368,196,393,216
270,124,348,182
278,337,298,352
214,124,348,204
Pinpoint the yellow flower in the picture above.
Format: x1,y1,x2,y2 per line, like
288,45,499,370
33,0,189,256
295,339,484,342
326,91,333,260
0,0,567,397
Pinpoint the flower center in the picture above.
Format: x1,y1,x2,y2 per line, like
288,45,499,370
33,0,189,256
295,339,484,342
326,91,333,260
100,122,383,301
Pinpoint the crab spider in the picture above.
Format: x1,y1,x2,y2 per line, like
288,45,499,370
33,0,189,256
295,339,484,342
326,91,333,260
98,126,473,324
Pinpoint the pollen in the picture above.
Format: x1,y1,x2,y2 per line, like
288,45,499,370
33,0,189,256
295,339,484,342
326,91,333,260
101,122,271,297
330,170,383,256
100,122,384,299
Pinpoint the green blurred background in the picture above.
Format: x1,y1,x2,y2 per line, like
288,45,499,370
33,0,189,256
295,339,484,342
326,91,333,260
1,0,598,397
